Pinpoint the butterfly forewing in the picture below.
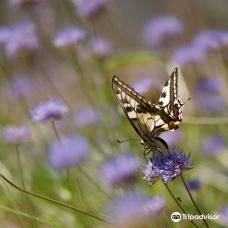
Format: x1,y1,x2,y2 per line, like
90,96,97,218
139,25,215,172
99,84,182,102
112,76,160,139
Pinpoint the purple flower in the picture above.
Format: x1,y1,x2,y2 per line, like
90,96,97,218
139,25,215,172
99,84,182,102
201,135,226,156
186,179,202,191
8,0,38,8
53,26,86,47
106,191,165,226
160,130,182,147
48,135,89,169
1,125,30,144
172,29,228,65
197,77,221,92
90,37,112,58
31,99,69,122
143,196,165,216
4,19,39,58
3,74,35,100
74,0,106,19
132,76,157,94
172,43,205,66
195,77,225,113
143,148,192,185
74,107,102,127
0,27,10,45
100,153,141,188
218,205,228,226
143,15,183,47
193,29,228,51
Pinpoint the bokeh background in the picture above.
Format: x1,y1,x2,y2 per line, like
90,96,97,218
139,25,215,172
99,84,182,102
0,0,228,227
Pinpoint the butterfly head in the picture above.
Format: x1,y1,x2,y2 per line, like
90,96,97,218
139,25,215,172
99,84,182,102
168,120,180,130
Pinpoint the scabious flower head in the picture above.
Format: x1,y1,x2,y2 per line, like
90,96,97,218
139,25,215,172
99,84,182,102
74,0,106,19
106,191,165,227
31,99,69,122
4,19,39,58
195,77,225,113
186,179,202,191
74,107,102,128
1,125,30,144
143,15,183,47
143,148,192,185
48,135,89,169
172,43,205,66
201,134,226,156
100,153,141,189
90,36,112,58
53,26,86,48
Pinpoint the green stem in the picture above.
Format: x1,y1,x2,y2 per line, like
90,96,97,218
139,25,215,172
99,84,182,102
0,173,112,224
180,174,210,228
15,144,25,189
164,184,199,228
50,120,61,142
78,166,111,199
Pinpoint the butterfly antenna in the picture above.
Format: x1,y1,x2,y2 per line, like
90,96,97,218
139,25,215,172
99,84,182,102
117,138,139,144
181,97,191,107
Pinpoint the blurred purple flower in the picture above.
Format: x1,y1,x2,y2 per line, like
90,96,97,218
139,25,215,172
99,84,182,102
143,148,191,185
0,27,10,45
186,179,202,191
143,15,183,47
74,0,106,19
4,19,39,58
195,77,225,113
1,125,30,144
201,134,226,156
197,77,221,92
143,196,165,216
218,205,228,226
193,29,228,51
48,135,89,169
90,37,112,58
100,153,141,188
74,107,102,127
53,26,86,47
172,43,205,65
31,99,69,122
132,76,156,94
3,74,35,100
8,0,38,8
160,130,182,147
106,191,165,226
172,29,228,65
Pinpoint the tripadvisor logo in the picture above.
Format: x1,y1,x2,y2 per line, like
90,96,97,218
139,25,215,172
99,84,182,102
171,212,181,222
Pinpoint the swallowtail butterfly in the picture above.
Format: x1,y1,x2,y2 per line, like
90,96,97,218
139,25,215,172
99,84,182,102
112,67,186,154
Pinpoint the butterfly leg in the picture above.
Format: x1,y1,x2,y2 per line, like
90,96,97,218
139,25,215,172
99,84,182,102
143,145,152,162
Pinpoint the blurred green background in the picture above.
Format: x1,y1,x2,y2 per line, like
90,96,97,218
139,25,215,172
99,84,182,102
0,0,228,227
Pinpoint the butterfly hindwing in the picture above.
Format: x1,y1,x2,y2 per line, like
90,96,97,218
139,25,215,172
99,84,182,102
158,67,183,122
